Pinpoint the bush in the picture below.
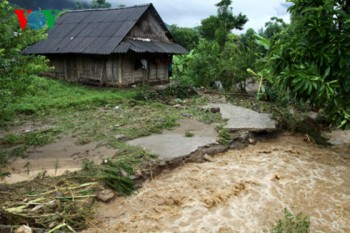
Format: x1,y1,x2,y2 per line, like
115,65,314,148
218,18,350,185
271,208,310,233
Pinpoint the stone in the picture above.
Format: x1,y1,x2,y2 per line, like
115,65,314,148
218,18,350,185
203,154,214,162
210,107,220,114
114,134,126,140
97,189,116,203
249,138,257,145
201,145,228,155
229,141,246,150
274,174,281,180
181,113,192,118
173,104,183,109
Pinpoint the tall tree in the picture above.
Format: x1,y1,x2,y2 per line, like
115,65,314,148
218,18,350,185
262,17,288,39
199,0,248,49
168,25,199,51
199,16,220,41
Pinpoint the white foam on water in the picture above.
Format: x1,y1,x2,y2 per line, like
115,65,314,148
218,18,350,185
85,134,350,233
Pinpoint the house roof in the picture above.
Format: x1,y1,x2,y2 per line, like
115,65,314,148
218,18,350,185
23,4,188,55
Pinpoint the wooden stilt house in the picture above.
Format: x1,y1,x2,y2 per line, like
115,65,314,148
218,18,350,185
23,4,188,86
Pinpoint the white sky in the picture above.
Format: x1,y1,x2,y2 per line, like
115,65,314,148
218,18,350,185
109,0,291,32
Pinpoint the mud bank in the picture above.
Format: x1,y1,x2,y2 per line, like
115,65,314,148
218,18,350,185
85,133,350,233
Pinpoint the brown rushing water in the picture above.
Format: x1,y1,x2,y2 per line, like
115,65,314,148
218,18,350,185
85,133,350,233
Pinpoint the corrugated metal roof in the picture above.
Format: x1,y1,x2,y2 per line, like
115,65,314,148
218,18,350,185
22,4,187,55
114,42,131,53
127,40,188,54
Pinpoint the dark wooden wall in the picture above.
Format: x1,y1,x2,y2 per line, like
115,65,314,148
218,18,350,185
47,53,170,86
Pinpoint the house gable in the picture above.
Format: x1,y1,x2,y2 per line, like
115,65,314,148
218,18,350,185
127,11,171,43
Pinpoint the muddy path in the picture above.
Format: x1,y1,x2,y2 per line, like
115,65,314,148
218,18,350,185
85,133,350,233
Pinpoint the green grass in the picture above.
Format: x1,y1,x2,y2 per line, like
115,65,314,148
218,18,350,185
271,208,310,233
7,76,136,116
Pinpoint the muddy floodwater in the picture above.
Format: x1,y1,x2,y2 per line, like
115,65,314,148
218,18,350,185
86,133,350,233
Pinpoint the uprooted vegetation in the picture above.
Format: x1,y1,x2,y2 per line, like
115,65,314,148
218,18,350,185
0,149,156,231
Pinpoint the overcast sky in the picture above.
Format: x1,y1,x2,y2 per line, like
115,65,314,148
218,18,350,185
109,0,291,32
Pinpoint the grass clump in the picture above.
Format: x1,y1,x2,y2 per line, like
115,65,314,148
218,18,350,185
185,131,195,137
271,208,310,233
99,159,136,196
218,127,231,145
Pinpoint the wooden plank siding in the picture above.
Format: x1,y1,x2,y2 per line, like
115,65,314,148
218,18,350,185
46,53,170,86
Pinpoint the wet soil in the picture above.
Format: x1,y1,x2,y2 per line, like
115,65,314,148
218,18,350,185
84,133,350,233
2,136,117,184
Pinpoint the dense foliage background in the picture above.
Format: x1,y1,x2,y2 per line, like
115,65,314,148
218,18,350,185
0,0,51,120
171,0,350,128
270,0,350,127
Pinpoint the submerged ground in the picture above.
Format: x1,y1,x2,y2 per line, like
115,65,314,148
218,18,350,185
86,133,350,233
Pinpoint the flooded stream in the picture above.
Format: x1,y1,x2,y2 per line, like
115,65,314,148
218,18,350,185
86,133,350,233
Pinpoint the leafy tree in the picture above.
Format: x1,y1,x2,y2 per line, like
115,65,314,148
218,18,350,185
262,17,288,39
90,0,111,9
75,0,84,9
199,16,220,41
175,32,256,91
199,0,248,49
270,0,350,128
0,0,50,120
183,40,222,87
215,0,248,49
175,1,251,90
168,25,199,51
230,29,260,91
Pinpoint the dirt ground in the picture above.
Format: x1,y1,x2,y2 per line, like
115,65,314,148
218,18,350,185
3,135,117,183
84,133,350,233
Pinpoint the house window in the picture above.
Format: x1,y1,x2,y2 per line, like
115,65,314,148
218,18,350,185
134,58,148,70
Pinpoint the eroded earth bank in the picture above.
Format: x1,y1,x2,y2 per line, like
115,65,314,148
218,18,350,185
84,133,350,233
